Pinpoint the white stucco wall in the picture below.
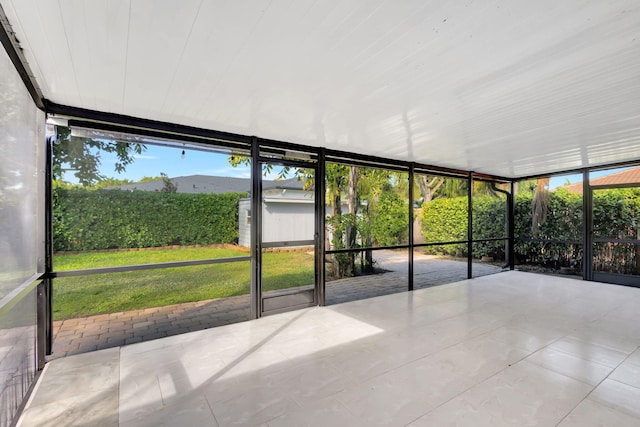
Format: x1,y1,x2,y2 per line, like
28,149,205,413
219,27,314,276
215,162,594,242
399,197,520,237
238,199,252,247
262,199,315,244
238,197,316,247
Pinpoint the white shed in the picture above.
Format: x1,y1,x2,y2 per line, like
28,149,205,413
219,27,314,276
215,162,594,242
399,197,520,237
238,187,315,247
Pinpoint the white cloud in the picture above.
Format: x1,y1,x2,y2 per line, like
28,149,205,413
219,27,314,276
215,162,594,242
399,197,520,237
196,167,250,178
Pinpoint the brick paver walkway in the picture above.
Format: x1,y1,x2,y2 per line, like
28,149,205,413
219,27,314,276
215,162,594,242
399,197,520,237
50,252,503,359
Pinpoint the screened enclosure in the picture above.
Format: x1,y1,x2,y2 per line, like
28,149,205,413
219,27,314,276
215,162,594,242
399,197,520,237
0,42,45,425
3,1,640,425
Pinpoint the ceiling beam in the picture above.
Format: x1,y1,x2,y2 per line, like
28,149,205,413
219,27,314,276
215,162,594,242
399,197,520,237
0,3,44,110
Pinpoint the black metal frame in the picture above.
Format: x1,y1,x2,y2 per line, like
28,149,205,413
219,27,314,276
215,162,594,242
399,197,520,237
258,156,320,315
467,172,473,279
51,103,640,364
43,136,54,358
326,245,413,255
29,83,640,358
487,182,513,269
53,257,251,278
29,97,640,362
408,164,415,291
508,181,515,270
588,181,640,287
67,119,250,153
0,4,44,110
251,137,261,318
316,149,327,306
516,159,640,182
583,169,592,280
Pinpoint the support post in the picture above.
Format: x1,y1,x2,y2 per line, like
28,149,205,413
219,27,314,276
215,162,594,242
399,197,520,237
508,181,515,270
44,134,53,357
408,164,415,291
36,282,46,369
316,149,326,305
582,169,592,281
467,172,473,279
250,137,262,318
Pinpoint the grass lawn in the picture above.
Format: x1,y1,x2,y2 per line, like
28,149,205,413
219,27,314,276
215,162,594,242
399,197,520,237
53,247,314,320
54,246,250,270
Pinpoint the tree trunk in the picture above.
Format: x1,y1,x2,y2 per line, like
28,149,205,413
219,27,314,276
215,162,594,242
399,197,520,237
416,175,444,204
345,166,359,274
531,177,550,236
326,188,344,280
363,202,374,273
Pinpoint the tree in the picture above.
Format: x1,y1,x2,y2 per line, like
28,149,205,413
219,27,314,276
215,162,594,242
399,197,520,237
53,126,145,186
139,176,162,183
531,177,550,236
159,173,178,193
325,163,351,278
415,175,444,204
92,177,135,189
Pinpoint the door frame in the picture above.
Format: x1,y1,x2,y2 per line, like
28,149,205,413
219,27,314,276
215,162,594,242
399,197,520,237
252,149,321,317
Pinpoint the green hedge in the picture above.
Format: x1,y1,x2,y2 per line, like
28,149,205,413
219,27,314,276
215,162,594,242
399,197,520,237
420,195,508,258
370,192,408,246
513,188,583,266
420,197,468,256
421,187,640,268
53,188,245,251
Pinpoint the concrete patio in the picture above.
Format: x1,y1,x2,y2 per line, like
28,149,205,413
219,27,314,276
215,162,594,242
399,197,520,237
50,251,503,359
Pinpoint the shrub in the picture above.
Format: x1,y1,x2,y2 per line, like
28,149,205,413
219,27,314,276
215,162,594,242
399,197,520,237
513,187,583,267
370,192,408,246
420,187,640,270
53,188,245,251
472,196,507,259
421,197,468,257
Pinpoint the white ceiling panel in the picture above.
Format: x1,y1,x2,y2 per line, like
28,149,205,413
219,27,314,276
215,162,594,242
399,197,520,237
3,0,78,103
3,0,640,177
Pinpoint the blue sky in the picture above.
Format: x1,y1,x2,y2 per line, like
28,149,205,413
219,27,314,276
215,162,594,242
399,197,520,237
62,143,287,183
108,144,250,181
548,168,626,190
62,141,627,187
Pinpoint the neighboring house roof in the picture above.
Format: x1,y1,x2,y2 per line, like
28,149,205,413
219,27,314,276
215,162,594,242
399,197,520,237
108,175,305,194
564,167,640,194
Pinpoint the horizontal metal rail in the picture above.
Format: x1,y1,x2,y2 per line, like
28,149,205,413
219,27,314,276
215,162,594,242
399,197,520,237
516,237,582,245
67,119,250,152
326,244,410,255
413,240,467,248
472,237,509,243
591,183,640,190
258,156,316,167
326,238,509,255
262,240,315,248
52,256,251,278
593,238,640,244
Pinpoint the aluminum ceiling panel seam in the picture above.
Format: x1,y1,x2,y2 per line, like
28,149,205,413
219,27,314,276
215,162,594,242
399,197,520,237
195,2,274,122
121,0,131,111
158,0,204,112
4,0,78,105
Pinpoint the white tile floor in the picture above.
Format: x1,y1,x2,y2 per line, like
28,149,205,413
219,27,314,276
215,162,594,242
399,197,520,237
17,271,640,426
